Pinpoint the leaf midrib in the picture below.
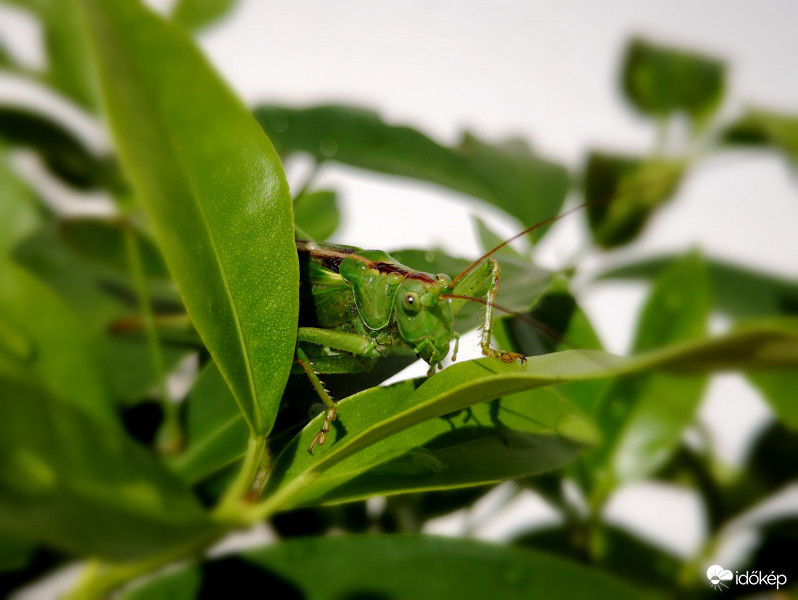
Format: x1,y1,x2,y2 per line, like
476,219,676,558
89,4,262,433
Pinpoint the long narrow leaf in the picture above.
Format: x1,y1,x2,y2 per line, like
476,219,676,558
262,321,798,511
77,0,298,436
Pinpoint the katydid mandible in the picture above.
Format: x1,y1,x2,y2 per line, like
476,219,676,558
295,203,589,454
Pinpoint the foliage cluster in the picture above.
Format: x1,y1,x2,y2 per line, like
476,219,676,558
0,1,797,598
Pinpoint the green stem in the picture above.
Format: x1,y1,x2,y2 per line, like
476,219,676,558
213,435,267,521
122,221,182,454
64,532,221,600
64,437,269,598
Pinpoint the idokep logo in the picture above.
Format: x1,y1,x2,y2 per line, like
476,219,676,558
706,565,733,591
706,564,789,592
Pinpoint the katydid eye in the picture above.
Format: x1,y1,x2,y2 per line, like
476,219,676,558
401,292,421,315
435,273,452,288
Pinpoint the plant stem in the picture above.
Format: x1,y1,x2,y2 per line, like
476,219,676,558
64,532,221,600
122,220,182,454
64,437,269,599
212,435,267,521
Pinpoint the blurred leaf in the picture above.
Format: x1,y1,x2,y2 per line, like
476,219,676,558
123,535,645,600
171,362,249,484
733,516,798,593
254,104,570,233
472,217,559,312
101,337,194,405
475,217,528,261
722,107,798,164
493,291,581,358
5,0,96,109
0,106,121,190
78,0,298,436
293,189,340,241
0,147,42,252
492,290,613,417
589,252,710,489
748,422,798,488
0,258,115,429
59,218,170,279
621,38,725,126
747,371,798,430
13,224,141,333
630,253,710,354
0,532,33,573
172,0,238,31
584,152,683,248
124,564,201,600
597,255,798,318
592,524,683,591
0,369,216,561
0,37,19,71
515,522,682,592
12,225,191,405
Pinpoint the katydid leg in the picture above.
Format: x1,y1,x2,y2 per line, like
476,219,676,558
450,258,526,364
296,346,337,454
297,327,391,360
296,327,392,453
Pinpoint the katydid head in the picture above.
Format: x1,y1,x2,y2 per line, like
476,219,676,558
394,273,455,368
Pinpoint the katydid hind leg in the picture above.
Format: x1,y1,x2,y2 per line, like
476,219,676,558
295,346,338,454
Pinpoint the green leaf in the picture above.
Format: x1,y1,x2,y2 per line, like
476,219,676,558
293,189,340,241
722,107,798,164
621,38,725,126
171,0,238,31
12,224,192,405
516,523,682,592
596,255,798,319
0,148,42,253
491,291,610,415
0,258,115,429
475,217,528,261
0,37,20,72
293,387,598,507
589,252,711,490
0,106,120,190
171,362,249,484
584,152,684,248
0,531,33,573
747,370,798,430
748,422,798,489
0,369,217,560
263,316,798,513
254,104,570,232
124,565,201,600
77,0,298,437
123,535,645,600
5,0,97,109
59,218,170,280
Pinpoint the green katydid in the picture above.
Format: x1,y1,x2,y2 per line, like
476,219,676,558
295,203,589,453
